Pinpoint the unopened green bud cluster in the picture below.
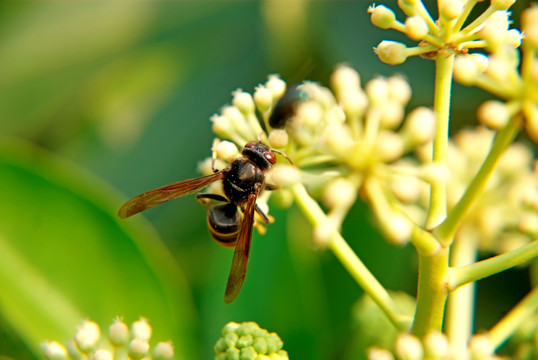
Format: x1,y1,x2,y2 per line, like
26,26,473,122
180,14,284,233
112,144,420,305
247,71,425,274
42,317,174,360
214,322,289,360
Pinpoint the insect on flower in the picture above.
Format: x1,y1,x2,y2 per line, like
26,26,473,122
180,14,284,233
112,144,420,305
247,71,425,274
118,141,291,303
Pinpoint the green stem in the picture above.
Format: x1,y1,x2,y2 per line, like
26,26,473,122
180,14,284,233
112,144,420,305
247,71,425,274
487,286,538,349
448,240,538,290
291,183,411,331
435,118,520,244
411,247,450,337
425,53,455,229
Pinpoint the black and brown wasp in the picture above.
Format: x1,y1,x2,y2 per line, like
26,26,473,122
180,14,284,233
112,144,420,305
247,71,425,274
118,141,290,303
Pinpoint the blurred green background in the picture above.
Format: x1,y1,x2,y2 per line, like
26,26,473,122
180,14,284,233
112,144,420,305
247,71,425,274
0,1,534,359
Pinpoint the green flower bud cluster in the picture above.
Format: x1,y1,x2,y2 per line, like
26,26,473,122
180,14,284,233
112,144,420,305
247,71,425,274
42,317,174,360
214,322,289,360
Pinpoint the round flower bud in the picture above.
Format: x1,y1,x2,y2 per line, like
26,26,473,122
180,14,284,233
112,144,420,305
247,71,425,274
369,4,396,29
74,320,101,353
368,347,395,360
423,331,449,358
323,123,354,157
271,165,300,188
153,342,174,360
376,41,408,65
365,77,389,105
313,218,337,247
384,213,413,244
254,85,274,113
222,106,247,131
379,100,404,129
387,75,412,105
268,129,289,148
394,333,423,360
296,101,323,127
340,90,368,118
322,178,357,209
480,11,510,52
43,341,68,360
440,0,464,20
93,350,112,360
506,29,522,48
375,130,404,163
108,318,130,347
405,16,428,40
266,75,287,101
454,55,481,85
469,335,494,359
216,140,240,160
131,318,152,340
524,20,538,48
402,106,436,145
211,114,235,138
128,338,150,360
331,65,361,95
232,89,255,114
215,322,286,359
477,100,510,129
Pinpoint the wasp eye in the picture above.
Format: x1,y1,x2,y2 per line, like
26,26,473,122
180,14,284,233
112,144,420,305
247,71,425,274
245,142,257,148
264,152,276,164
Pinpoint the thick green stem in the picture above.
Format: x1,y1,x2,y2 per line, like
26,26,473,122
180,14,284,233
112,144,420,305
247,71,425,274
291,183,412,331
426,53,455,229
411,247,450,337
435,118,520,244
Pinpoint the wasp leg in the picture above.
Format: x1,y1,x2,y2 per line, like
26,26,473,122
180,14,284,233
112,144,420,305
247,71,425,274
255,204,271,224
196,193,229,206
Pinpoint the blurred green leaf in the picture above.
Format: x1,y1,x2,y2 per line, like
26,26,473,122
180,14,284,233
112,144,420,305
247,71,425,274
0,138,197,358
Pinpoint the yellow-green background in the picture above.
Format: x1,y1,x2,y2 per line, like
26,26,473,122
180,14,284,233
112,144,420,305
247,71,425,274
0,1,533,359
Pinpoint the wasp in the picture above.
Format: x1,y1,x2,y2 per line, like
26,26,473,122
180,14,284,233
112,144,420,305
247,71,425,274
118,141,290,303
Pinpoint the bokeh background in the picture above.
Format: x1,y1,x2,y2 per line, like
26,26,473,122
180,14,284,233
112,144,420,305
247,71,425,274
0,1,534,359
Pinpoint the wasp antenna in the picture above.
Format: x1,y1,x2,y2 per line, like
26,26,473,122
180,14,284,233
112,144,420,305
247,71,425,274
271,149,294,165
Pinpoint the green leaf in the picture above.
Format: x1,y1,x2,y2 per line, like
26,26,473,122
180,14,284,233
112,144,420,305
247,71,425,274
0,138,197,358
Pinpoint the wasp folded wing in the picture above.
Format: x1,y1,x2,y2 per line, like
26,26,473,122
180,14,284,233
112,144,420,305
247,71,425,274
118,172,224,219
223,190,258,304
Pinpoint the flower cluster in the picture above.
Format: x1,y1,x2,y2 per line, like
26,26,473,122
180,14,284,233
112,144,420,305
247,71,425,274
42,318,173,360
369,1,538,142
214,321,288,360
367,332,500,360
204,68,438,245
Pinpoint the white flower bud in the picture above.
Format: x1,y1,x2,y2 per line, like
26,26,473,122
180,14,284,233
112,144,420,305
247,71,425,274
524,20,538,48
402,106,436,145
93,350,112,360
153,341,175,360
232,89,255,114
485,55,510,83
395,333,423,360
469,335,494,359
454,55,481,85
43,341,68,360
365,77,389,105
518,213,538,236
376,41,408,65
379,101,405,129
323,123,354,156
368,347,395,360
506,29,522,48
477,100,510,129
384,213,413,244
128,338,150,360
131,317,152,340
423,331,449,359
497,143,533,175
211,114,235,138
108,318,130,347
331,65,361,94
387,75,412,105
440,0,464,20
254,85,274,113
74,320,101,353
271,165,300,188
405,16,429,40
376,130,404,162
313,218,338,247
222,106,247,130
296,101,324,128
339,89,368,118
390,175,422,203
268,129,289,148
216,140,240,160
266,75,287,101
480,11,510,52
322,178,357,209
369,4,396,29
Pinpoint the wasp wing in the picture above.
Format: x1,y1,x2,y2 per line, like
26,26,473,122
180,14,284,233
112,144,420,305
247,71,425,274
223,189,259,304
118,172,224,219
